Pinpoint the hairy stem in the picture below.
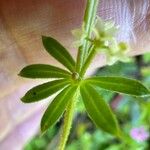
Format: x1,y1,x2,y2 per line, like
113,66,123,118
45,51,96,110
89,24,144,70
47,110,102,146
76,0,99,73
83,0,99,58
58,98,76,150
58,1,100,149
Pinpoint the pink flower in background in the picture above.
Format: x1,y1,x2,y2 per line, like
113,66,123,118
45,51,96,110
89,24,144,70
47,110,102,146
130,126,149,142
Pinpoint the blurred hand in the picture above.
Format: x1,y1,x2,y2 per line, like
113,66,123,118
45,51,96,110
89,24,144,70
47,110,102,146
0,0,150,92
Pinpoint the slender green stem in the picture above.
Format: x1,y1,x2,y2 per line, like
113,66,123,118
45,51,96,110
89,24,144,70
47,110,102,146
58,99,76,150
75,46,82,73
58,1,100,149
76,0,99,73
80,46,97,78
83,0,99,59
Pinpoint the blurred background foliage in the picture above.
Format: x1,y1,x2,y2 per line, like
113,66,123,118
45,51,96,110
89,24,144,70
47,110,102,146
24,53,150,150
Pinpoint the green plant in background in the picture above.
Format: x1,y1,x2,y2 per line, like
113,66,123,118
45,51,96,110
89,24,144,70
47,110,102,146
19,0,150,150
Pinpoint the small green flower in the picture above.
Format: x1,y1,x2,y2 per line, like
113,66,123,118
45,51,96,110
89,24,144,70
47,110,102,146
105,41,130,65
93,16,118,41
72,16,129,65
92,17,130,65
71,23,87,48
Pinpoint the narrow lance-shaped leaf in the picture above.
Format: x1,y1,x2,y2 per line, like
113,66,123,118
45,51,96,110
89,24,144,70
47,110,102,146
86,76,150,97
80,83,120,135
19,64,71,79
21,79,70,103
41,85,78,133
42,36,75,72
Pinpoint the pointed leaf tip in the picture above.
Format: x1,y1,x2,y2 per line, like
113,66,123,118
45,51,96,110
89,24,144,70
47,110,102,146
86,76,150,97
42,35,75,72
42,35,47,40
40,85,78,133
80,83,119,135
19,64,71,79
21,79,70,103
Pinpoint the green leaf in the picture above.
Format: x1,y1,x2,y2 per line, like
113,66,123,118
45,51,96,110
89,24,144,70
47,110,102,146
86,76,150,96
19,64,71,79
41,85,78,133
42,36,75,72
21,79,70,103
80,83,119,135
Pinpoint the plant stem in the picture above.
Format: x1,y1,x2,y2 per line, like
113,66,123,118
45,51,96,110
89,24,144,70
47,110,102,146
83,0,99,59
75,46,82,73
80,46,97,78
58,1,100,149
58,98,76,150
76,0,99,73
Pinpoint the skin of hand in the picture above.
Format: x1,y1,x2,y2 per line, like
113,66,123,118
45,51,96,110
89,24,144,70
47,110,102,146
0,0,150,92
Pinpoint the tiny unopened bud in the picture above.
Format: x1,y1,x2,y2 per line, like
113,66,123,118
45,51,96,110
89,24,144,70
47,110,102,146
72,72,79,80
118,42,127,51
